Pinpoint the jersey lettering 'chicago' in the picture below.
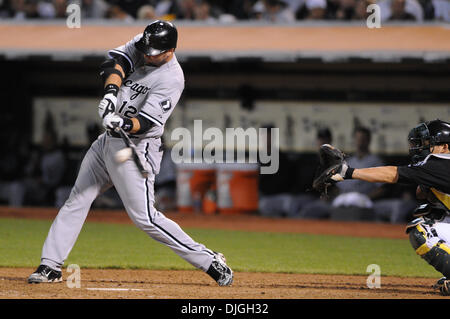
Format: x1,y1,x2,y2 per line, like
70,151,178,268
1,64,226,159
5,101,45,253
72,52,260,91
108,33,185,139
122,79,150,100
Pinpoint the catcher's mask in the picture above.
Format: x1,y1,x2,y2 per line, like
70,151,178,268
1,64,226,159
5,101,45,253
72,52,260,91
408,119,450,163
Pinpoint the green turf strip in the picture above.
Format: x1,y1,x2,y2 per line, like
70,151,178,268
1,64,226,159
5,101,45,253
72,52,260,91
0,218,440,278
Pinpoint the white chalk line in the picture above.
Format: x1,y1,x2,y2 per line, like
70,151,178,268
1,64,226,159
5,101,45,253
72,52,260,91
86,287,149,292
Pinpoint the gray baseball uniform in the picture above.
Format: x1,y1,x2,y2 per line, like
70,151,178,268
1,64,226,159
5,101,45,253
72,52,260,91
39,34,216,272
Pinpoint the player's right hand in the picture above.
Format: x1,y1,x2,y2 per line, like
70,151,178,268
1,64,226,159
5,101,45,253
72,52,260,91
103,113,123,130
98,93,117,119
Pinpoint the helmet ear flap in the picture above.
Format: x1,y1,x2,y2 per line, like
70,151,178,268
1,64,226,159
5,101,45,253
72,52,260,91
427,119,450,147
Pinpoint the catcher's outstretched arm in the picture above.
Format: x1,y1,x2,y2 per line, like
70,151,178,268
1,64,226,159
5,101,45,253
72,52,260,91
351,166,399,184
312,145,400,195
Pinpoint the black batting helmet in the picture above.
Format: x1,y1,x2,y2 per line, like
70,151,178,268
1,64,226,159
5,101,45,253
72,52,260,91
408,119,450,163
135,20,178,56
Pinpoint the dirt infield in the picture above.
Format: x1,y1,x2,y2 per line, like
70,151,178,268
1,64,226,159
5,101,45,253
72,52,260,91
0,206,445,299
0,268,444,299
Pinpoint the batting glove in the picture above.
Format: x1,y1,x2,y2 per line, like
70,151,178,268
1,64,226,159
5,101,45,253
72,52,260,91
102,113,123,130
98,93,117,119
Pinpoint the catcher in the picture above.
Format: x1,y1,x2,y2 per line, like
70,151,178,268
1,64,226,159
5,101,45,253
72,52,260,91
313,119,450,296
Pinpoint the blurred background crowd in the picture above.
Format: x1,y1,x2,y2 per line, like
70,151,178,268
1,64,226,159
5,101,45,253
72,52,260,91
0,0,449,22
0,113,421,225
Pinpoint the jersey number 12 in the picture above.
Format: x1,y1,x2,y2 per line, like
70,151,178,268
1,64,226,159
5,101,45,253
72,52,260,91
118,101,137,118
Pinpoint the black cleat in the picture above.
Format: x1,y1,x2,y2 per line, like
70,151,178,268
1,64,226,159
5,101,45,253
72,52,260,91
28,265,62,284
206,253,233,286
440,280,450,296
432,276,447,290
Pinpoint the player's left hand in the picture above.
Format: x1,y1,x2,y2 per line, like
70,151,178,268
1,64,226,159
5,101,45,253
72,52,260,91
98,93,117,119
312,144,349,195
102,113,123,130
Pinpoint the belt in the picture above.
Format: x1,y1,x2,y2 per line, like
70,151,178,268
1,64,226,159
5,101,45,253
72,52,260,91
106,130,164,151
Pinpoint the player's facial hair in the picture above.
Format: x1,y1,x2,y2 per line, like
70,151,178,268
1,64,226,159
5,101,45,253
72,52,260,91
144,52,172,67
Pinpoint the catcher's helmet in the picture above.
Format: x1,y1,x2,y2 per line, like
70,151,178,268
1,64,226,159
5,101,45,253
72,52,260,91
135,20,177,56
408,119,450,163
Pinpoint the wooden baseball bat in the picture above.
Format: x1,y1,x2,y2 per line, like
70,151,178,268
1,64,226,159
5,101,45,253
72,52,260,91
114,126,149,178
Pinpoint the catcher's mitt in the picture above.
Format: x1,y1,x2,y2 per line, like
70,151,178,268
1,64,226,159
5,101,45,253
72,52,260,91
312,144,347,196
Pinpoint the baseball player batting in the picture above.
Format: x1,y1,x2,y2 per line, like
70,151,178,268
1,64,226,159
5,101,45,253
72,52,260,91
27,20,233,286
313,119,450,296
